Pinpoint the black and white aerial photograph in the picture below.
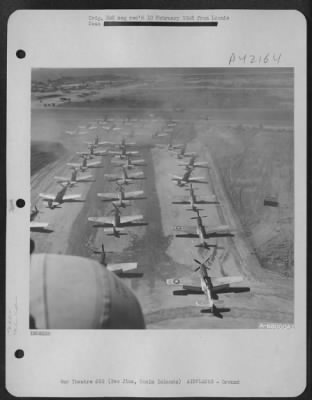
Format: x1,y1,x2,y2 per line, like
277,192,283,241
30,68,294,329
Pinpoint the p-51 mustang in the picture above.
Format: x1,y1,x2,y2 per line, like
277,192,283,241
85,135,108,147
67,155,102,171
173,144,197,159
88,203,146,237
105,166,145,185
178,154,209,169
172,184,219,212
111,155,146,169
39,182,83,209
166,257,243,317
174,209,235,249
97,183,146,208
171,166,208,186
87,243,139,276
54,167,94,184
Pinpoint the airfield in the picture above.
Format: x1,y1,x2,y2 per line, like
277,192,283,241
31,69,294,328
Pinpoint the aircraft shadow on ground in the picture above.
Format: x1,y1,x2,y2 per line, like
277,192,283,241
173,286,250,297
30,228,54,233
117,272,144,278
200,307,231,319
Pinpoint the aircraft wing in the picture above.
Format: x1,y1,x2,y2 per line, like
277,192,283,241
212,276,243,287
62,194,81,201
107,262,138,273
189,177,208,183
87,160,101,167
97,193,118,201
170,175,182,181
108,150,121,155
196,195,218,204
166,278,202,292
126,151,139,155
88,216,113,226
194,162,209,168
174,225,198,238
67,162,80,168
54,176,69,182
39,193,56,201
94,149,107,156
132,159,145,165
76,151,89,156
77,174,93,181
129,171,144,179
30,221,49,229
124,190,145,199
120,215,144,224
203,225,233,237
172,196,189,204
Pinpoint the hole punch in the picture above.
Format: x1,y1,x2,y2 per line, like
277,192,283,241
16,199,25,208
16,49,26,59
15,349,24,359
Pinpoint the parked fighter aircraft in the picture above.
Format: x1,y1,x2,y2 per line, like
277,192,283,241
54,167,94,184
97,183,146,207
30,206,50,231
105,166,145,185
88,243,139,276
173,144,197,159
39,182,82,209
174,209,235,248
76,144,107,158
172,184,219,211
88,203,146,237
178,154,209,169
166,257,243,317
111,155,146,169
85,135,108,147
171,166,208,186
67,155,102,171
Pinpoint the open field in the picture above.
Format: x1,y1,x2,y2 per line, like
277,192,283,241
31,69,294,328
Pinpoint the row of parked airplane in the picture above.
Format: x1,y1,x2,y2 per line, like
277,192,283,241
31,132,149,277
159,136,247,318
85,137,148,276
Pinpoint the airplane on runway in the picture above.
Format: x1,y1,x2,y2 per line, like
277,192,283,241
76,144,107,158
30,206,50,231
88,203,146,237
172,184,219,212
171,166,208,186
88,243,139,275
105,166,145,185
174,209,235,248
85,135,109,147
173,144,197,159
67,155,102,171
97,183,146,207
178,155,209,169
166,257,243,317
39,182,82,209
111,155,146,169
54,167,94,185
